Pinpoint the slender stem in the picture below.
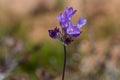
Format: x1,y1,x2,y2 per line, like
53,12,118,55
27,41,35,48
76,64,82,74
62,45,67,80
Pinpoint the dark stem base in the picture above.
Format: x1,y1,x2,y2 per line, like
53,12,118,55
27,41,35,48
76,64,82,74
62,45,67,80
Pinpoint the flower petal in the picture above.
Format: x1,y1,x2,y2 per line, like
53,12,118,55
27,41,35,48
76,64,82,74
77,18,87,28
67,26,81,37
65,6,77,19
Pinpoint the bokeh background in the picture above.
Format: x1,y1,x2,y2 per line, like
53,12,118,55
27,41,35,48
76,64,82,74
0,0,120,80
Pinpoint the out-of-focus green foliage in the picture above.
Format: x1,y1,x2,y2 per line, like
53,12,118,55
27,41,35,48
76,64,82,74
21,40,64,73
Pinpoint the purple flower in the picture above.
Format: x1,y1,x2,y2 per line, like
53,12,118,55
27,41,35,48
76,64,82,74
48,27,60,39
67,26,81,38
57,13,69,31
77,18,87,28
65,6,77,19
57,13,68,23
48,6,86,45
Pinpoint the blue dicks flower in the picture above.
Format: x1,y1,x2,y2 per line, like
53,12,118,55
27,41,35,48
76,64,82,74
67,26,82,38
57,6,77,31
48,6,87,45
65,6,77,19
57,13,68,24
57,13,69,30
48,27,60,39
77,18,87,28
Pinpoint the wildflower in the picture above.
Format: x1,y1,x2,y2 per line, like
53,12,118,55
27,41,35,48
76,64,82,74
77,17,87,28
48,27,60,39
65,6,77,19
48,6,87,80
67,25,82,38
57,13,69,31
48,6,86,45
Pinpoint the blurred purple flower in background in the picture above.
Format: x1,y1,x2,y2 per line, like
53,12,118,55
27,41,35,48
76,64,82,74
48,6,87,45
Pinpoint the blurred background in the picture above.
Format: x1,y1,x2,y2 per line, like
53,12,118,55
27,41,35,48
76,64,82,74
0,0,120,80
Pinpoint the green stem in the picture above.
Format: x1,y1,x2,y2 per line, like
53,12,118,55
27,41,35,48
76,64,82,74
62,45,67,80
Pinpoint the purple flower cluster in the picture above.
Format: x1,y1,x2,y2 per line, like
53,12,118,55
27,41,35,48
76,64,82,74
48,6,87,45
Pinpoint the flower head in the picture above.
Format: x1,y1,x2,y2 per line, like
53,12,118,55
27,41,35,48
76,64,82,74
48,27,60,39
48,6,86,45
